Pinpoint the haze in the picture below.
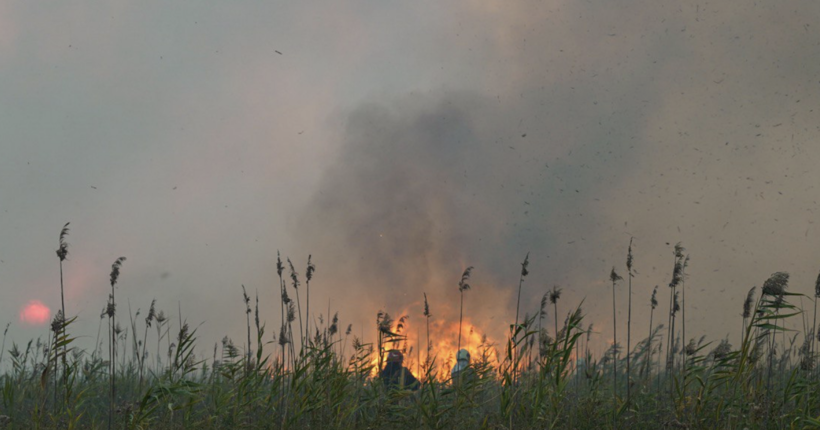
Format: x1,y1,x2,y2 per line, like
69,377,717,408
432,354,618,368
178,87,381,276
1,1,819,363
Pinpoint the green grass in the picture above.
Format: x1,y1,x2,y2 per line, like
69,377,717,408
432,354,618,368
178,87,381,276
4,237,820,428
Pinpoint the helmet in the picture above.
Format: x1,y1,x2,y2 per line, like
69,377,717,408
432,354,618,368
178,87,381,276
456,349,470,362
386,349,403,363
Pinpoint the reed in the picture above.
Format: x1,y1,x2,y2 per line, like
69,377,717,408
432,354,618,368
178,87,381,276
457,266,473,354
645,286,657,378
277,252,286,367
241,285,252,369
287,258,304,352
813,270,820,368
11,229,820,429
513,253,529,383
139,299,155,390
306,255,315,348
107,256,125,430
626,238,634,404
539,292,548,358
423,292,432,371
55,222,69,395
609,266,622,401
742,287,755,344
549,286,562,346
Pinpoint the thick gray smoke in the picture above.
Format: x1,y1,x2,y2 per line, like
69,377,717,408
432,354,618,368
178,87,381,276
296,0,820,354
295,90,644,350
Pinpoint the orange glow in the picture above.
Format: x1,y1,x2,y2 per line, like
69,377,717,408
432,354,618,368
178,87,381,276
19,300,50,326
371,309,497,377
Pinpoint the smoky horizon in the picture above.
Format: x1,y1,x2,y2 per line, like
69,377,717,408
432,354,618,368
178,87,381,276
2,0,820,374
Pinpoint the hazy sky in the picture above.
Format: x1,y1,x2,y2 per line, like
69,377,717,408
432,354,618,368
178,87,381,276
2,1,820,363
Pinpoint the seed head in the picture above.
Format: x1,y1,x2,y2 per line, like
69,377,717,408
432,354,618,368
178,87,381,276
712,339,732,360
279,325,289,346
650,286,658,309
287,258,300,289
56,222,70,261
306,255,315,282
610,267,622,284
521,253,530,277
814,268,820,298
146,299,156,327
458,266,474,293
109,257,126,288
281,286,291,305
742,287,756,318
423,293,430,318
549,286,562,304
276,251,284,277
106,298,116,318
287,302,296,323
669,260,682,288
674,242,686,259
540,293,548,318
762,272,789,297
672,291,680,316
329,312,339,336
685,338,697,356
51,310,65,334
241,285,251,315
626,237,634,274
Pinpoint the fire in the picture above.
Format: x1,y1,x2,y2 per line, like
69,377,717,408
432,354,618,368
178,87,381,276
369,313,498,377
19,300,51,326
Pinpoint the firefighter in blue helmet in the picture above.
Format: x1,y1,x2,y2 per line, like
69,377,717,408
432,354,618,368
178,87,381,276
451,349,475,387
380,349,419,390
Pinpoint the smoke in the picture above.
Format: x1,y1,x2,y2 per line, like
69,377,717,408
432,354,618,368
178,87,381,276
295,0,820,355
295,88,645,349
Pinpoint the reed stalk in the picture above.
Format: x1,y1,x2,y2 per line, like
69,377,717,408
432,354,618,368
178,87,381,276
457,266,473,354
626,238,633,404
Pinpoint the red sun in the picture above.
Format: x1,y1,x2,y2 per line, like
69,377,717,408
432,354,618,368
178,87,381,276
19,300,51,326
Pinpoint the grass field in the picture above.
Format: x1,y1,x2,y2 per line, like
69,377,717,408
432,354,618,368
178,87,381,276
2,235,820,429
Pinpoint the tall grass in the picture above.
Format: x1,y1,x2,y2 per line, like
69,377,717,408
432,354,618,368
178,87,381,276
625,238,634,405
8,234,820,429
609,266,622,403
55,222,69,398
456,266,473,354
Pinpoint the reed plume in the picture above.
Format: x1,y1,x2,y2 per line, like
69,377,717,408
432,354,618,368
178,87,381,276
139,299,155,389
609,266,622,399
665,245,683,377
55,222,69,393
742,287,755,343
813,270,820,366
287,258,304,352
305,255,315,347
423,292,431,361
241,285,252,366
276,251,285,366
646,286,657,377
457,266,473,354
626,237,634,404
539,292,548,360
107,256,125,430
549,286,562,344
514,253,529,383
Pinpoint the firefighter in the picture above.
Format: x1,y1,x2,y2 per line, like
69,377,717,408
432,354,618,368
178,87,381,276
451,348,475,386
380,349,419,390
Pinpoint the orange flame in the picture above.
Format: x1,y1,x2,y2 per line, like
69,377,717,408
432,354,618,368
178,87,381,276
368,311,498,377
